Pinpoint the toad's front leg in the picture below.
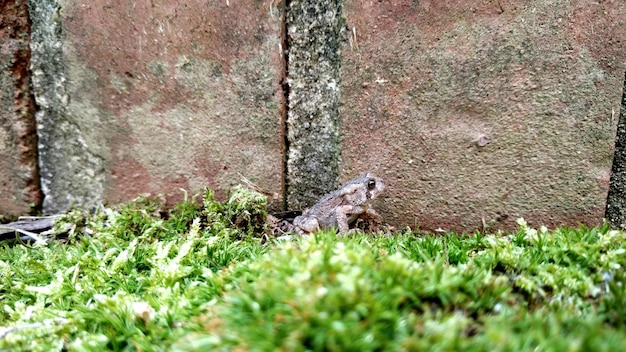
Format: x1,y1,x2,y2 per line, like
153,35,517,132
334,205,363,234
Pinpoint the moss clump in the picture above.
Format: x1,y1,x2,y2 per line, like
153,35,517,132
201,185,268,239
223,185,268,237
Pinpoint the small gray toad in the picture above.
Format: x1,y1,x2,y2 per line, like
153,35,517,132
293,173,385,234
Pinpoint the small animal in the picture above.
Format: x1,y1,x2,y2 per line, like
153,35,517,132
293,172,385,234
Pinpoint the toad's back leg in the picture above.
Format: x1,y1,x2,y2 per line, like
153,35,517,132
294,216,320,234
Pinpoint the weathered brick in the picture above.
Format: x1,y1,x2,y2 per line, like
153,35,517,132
341,0,626,231
0,0,41,218
28,0,285,212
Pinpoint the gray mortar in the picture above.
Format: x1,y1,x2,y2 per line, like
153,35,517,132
606,72,626,228
28,0,105,214
286,0,345,209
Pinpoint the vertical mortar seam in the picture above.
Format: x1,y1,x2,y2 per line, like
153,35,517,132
605,71,626,228
281,0,291,210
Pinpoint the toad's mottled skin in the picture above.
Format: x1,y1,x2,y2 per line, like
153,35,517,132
293,173,385,234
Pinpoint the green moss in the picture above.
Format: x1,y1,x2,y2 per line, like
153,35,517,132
1,188,626,351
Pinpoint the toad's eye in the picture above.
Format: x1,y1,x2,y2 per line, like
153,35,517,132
367,179,376,190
